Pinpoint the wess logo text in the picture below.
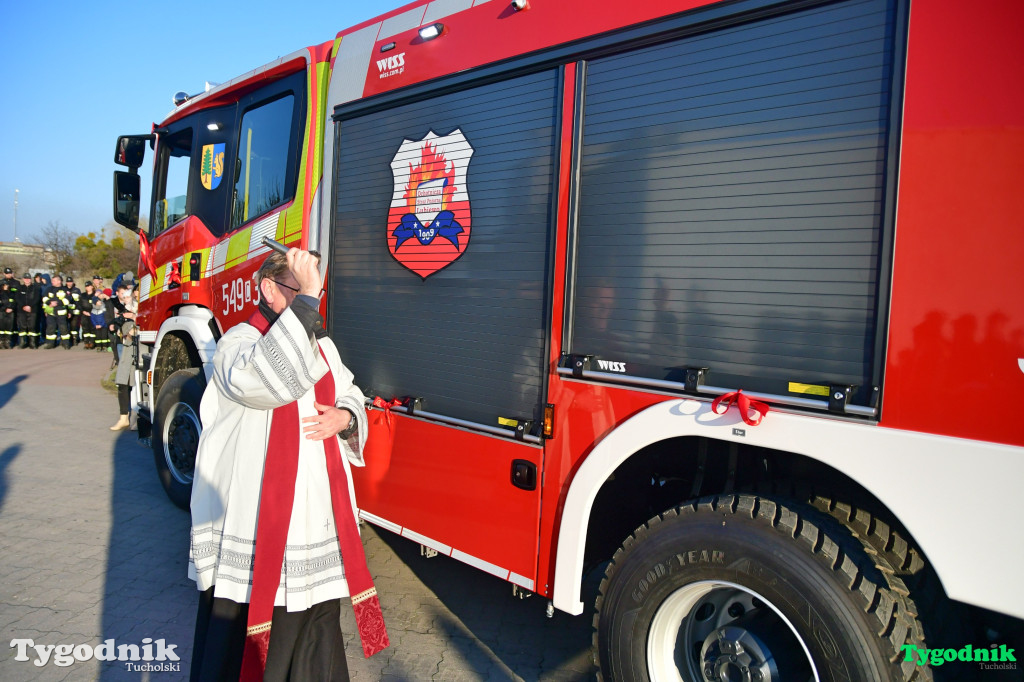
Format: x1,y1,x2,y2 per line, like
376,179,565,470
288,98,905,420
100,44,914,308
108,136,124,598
377,53,406,79
596,359,626,373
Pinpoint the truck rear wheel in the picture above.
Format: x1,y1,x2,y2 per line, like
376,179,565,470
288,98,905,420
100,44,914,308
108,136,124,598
594,494,930,682
152,368,205,510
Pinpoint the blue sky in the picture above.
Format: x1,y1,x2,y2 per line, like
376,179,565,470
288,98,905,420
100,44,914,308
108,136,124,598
0,0,398,244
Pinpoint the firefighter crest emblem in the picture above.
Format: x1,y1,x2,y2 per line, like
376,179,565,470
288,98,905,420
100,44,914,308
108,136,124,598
387,129,473,278
200,143,225,190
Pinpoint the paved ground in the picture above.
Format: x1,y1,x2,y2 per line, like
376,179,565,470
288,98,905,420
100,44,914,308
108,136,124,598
0,346,598,681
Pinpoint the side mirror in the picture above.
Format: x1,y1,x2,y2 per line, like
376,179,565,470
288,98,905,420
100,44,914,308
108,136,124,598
113,171,141,231
114,135,151,169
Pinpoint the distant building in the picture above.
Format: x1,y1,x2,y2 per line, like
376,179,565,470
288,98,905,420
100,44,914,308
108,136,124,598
0,241,46,259
0,241,49,275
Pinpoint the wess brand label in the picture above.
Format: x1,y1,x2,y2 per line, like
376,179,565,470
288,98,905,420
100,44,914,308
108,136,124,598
377,53,406,79
596,359,626,373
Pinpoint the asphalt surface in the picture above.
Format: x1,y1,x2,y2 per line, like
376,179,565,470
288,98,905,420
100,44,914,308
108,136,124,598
0,345,598,681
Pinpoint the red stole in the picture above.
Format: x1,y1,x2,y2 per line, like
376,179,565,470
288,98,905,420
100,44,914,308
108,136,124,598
239,311,389,682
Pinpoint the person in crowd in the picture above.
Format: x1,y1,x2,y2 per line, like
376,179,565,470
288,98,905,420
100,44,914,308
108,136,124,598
41,274,72,349
0,268,15,348
34,274,48,341
80,282,97,348
107,273,135,363
107,274,134,364
92,286,111,353
103,287,117,364
111,271,134,299
188,249,386,681
15,272,40,349
66,276,82,347
110,281,139,431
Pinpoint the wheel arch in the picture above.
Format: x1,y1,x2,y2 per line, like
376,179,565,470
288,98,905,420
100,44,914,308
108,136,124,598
551,398,1024,621
150,305,219,406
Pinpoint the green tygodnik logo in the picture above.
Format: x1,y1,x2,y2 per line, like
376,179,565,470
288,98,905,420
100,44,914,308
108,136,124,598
902,644,1016,666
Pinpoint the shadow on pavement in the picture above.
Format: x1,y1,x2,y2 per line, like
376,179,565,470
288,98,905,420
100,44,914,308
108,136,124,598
0,444,21,514
0,374,27,412
374,527,601,680
98,431,195,680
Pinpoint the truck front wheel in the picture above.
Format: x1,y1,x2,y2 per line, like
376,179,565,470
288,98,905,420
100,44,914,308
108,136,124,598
152,368,205,510
594,494,930,682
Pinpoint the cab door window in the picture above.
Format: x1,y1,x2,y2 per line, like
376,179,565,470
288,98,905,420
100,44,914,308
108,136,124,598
153,128,194,234
191,104,237,236
231,94,296,228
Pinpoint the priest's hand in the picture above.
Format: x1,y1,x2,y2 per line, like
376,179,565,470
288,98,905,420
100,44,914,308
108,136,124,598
287,248,323,298
303,401,352,441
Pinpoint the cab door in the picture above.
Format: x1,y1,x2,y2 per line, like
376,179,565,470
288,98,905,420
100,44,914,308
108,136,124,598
143,103,235,314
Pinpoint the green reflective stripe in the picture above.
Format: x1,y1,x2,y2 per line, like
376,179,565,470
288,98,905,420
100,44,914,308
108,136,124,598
226,227,253,268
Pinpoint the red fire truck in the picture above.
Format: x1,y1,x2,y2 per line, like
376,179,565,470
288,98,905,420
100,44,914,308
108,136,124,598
113,0,1023,678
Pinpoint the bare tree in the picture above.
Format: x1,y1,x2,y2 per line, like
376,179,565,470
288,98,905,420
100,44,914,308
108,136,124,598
34,221,79,275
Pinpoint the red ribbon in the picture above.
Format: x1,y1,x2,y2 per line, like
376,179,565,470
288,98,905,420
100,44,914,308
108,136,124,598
371,396,404,430
711,390,769,426
138,230,157,280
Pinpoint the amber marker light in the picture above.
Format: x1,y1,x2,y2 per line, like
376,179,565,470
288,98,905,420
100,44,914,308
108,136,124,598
543,404,555,437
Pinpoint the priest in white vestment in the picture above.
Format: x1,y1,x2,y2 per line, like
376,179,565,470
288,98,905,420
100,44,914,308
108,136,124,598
188,248,380,681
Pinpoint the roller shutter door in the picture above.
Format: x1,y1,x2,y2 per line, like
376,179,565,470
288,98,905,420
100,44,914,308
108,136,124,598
570,0,899,403
331,69,559,430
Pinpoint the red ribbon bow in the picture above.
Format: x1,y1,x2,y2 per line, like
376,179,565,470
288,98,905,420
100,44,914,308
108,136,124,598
371,396,404,430
711,390,769,426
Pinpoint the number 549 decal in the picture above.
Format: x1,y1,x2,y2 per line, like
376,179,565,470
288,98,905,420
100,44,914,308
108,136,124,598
222,277,254,315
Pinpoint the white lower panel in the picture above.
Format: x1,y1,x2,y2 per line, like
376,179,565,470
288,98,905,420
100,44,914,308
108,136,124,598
451,549,509,580
401,528,452,557
508,572,535,591
358,510,401,534
359,511,533,590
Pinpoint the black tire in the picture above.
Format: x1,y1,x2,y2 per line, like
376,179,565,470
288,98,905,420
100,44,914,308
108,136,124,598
152,368,205,511
594,494,931,682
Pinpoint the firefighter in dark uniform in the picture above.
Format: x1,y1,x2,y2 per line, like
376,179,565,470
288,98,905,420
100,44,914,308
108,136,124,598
34,273,48,341
5,272,22,347
15,272,40,349
80,282,96,348
42,274,72,349
0,268,16,348
66,276,82,346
